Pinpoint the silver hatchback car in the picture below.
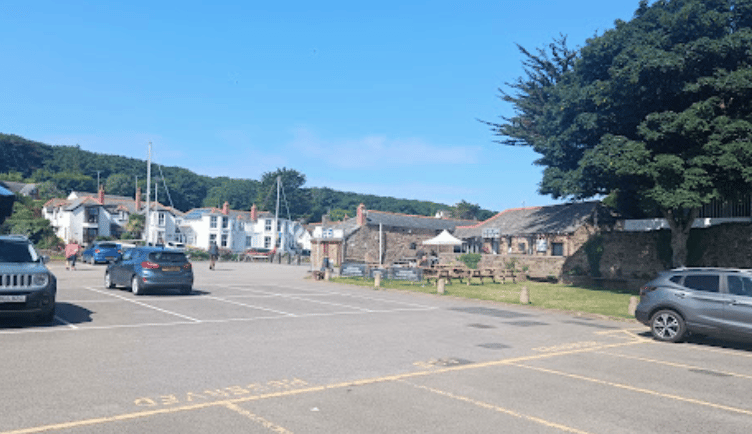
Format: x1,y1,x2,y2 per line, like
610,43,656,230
635,268,752,342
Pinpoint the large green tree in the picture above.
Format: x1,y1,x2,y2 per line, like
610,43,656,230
256,168,312,220
489,0,752,267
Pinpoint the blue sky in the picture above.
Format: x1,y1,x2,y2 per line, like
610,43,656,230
2,1,640,212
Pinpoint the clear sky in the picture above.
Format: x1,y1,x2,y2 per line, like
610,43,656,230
2,1,641,213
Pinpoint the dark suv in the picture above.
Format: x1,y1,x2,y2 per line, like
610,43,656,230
0,235,57,323
635,268,752,342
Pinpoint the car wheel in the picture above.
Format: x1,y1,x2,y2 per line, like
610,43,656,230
180,285,192,295
105,272,115,289
131,275,144,296
650,309,686,343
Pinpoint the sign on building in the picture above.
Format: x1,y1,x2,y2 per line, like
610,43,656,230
482,228,500,238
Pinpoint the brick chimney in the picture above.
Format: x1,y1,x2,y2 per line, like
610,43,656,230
222,201,229,215
251,203,257,221
356,203,366,226
135,187,142,210
98,185,105,204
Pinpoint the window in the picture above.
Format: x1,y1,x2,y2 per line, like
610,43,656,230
536,239,547,252
552,243,564,256
221,217,228,229
683,275,719,293
728,275,752,296
209,234,217,244
86,207,99,223
239,221,244,230
245,236,252,247
264,236,271,248
158,212,165,226
210,216,218,228
221,234,228,247
518,243,526,254
265,219,272,231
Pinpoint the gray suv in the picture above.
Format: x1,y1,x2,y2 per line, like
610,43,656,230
635,268,752,342
0,235,57,324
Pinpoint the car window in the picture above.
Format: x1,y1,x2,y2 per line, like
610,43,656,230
669,275,683,284
728,275,752,297
99,242,118,248
683,274,720,293
149,251,187,262
0,240,37,262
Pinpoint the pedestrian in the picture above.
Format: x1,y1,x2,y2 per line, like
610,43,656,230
208,241,219,270
64,240,80,270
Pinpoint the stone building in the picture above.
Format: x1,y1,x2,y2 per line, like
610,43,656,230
310,204,475,269
453,201,611,278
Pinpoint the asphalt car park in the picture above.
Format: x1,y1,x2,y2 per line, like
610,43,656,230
3,261,752,433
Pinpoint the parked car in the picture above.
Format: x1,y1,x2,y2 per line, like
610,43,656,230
0,235,57,323
105,246,193,295
81,241,122,264
635,267,752,342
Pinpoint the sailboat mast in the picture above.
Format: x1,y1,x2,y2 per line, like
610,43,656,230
145,142,151,245
273,175,280,250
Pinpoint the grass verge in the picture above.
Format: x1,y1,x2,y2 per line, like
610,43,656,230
331,276,637,320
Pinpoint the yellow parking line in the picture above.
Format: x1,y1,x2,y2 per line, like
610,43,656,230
403,381,592,434
596,351,752,380
509,363,752,416
1,340,647,434
222,402,294,433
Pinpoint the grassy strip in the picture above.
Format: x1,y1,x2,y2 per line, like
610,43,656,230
331,277,636,320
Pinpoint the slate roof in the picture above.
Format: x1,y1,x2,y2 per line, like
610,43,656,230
454,201,603,238
181,207,273,221
0,181,37,196
364,210,476,231
44,193,181,216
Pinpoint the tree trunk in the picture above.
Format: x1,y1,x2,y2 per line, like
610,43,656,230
663,208,699,268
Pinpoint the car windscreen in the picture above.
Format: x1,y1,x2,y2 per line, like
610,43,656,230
0,240,38,263
98,243,118,248
148,251,187,262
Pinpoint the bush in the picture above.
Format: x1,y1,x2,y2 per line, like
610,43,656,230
458,253,482,269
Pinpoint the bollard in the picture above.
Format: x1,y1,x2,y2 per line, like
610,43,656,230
375,272,381,288
520,286,530,304
324,269,331,281
437,278,446,295
296,254,301,266
628,296,639,316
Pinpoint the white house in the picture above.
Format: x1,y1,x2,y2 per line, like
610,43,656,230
43,187,183,246
178,202,309,253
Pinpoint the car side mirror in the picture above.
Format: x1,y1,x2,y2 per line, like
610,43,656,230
41,255,50,264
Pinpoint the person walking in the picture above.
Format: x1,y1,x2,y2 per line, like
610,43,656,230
64,240,80,270
208,241,219,270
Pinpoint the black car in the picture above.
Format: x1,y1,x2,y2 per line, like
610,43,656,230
105,246,193,295
0,235,57,323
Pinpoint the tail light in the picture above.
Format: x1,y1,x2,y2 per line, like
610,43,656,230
141,261,160,269
183,263,192,270
94,249,101,253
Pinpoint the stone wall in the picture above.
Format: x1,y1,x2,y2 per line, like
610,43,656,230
343,225,439,265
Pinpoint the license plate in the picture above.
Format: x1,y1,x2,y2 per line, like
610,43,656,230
162,266,180,272
106,257,115,261
0,295,26,303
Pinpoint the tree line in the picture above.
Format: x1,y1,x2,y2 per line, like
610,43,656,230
0,133,495,224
